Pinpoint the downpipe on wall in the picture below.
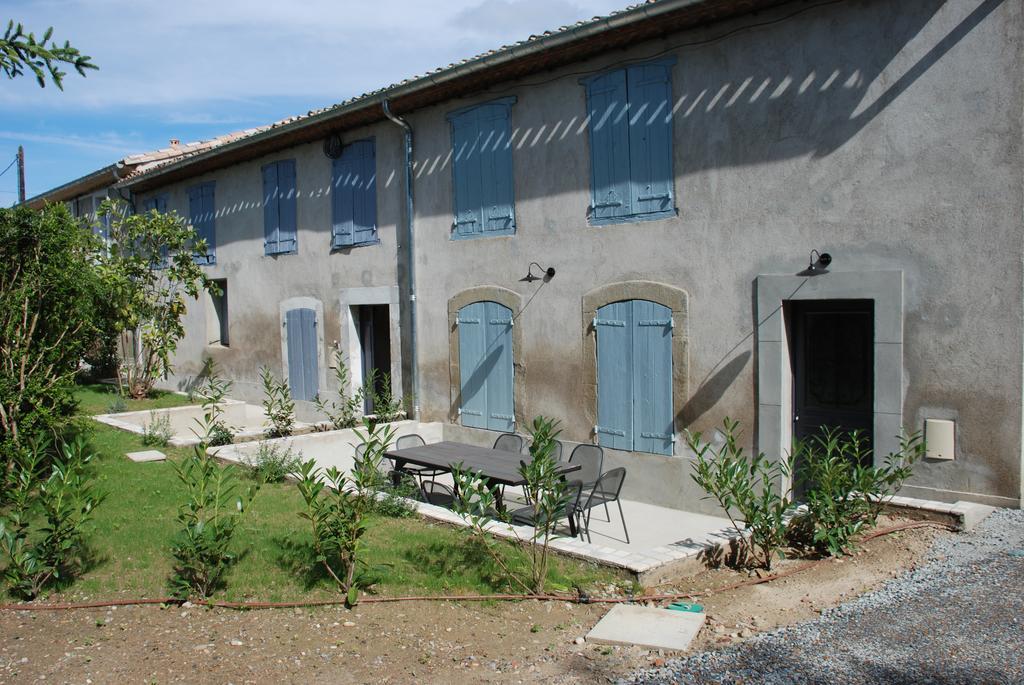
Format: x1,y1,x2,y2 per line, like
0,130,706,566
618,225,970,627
382,98,420,421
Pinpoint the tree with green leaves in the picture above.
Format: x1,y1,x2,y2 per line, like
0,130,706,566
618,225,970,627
95,199,218,399
1,21,97,89
0,204,105,468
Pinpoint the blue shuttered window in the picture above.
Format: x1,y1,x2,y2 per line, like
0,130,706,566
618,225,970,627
285,308,319,402
187,181,216,264
595,299,673,455
583,58,676,225
263,159,297,255
448,97,516,239
142,194,170,267
458,301,514,432
331,139,378,249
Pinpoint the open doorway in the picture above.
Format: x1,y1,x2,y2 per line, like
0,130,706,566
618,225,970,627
789,299,875,460
353,304,391,415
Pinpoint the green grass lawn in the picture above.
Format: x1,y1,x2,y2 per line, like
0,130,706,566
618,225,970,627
24,386,624,602
75,382,195,416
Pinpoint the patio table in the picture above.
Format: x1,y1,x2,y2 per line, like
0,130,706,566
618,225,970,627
385,440,580,513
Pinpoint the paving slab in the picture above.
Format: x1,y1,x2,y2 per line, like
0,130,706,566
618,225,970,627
126,450,166,463
586,604,705,651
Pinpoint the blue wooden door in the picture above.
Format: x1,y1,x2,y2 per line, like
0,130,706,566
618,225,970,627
596,300,673,455
458,301,514,431
285,308,319,402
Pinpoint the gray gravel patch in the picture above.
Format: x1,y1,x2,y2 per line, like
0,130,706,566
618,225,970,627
626,508,1024,685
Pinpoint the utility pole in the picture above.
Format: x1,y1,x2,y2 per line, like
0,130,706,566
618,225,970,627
16,146,25,204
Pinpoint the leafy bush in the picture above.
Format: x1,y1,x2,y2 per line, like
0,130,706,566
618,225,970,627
790,428,923,556
192,360,233,446
95,199,217,399
105,395,127,414
295,419,397,606
688,418,792,570
0,438,105,599
168,448,255,598
243,442,302,484
259,366,295,438
314,349,363,430
363,368,404,423
452,416,572,594
141,411,172,447
0,204,106,469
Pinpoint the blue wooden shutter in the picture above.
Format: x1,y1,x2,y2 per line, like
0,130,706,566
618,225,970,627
189,182,216,264
484,302,515,431
478,104,515,234
631,300,674,455
585,70,631,222
457,302,487,429
450,109,484,238
277,160,298,252
285,308,319,402
626,62,674,217
262,163,280,254
595,301,633,450
331,153,355,248
351,141,377,245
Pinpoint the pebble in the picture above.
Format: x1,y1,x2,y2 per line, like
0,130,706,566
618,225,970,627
574,637,585,645
625,509,1024,684
343,621,356,628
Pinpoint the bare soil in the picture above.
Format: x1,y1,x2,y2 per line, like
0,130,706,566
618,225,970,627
0,518,946,684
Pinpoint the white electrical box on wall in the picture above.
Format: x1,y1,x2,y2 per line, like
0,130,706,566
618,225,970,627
925,419,955,460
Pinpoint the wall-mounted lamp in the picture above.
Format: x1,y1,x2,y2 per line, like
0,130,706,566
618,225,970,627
520,262,556,283
799,250,832,276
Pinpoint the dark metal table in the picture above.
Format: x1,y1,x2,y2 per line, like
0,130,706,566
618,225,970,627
385,440,580,511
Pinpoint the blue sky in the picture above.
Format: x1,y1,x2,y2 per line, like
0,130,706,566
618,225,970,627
1,0,627,201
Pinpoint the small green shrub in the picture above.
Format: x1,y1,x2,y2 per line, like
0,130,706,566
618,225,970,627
192,359,234,445
259,366,295,438
688,418,792,570
243,442,302,484
363,368,405,423
313,349,363,430
105,395,127,414
0,438,105,599
141,411,172,447
452,416,572,594
790,428,923,556
168,447,255,598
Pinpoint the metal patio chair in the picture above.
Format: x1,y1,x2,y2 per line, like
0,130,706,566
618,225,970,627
354,442,398,484
419,480,456,508
509,479,585,539
492,432,525,455
393,433,447,485
567,443,603,488
577,467,629,544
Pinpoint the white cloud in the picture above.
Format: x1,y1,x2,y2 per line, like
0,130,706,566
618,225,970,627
1,0,628,111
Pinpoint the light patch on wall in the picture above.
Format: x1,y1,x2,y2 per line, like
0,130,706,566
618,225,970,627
725,77,751,107
384,169,396,188
684,89,706,117
705,83,730,112
770,76,792,99
819,69,840,91
749,77,771,103
529,124,547,147
515,127,533,150
573,114,589,136
844,69,862,88
544,120,563,144
798,71,816,94
671,93,688,115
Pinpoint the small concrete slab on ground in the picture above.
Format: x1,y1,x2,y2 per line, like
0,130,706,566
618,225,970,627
126,450,166,463
586,604,705,652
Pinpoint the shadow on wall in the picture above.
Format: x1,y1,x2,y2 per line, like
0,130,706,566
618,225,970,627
160,0,1004,244
680,350,751,427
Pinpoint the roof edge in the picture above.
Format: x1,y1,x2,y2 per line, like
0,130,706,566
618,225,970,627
117,0,732,191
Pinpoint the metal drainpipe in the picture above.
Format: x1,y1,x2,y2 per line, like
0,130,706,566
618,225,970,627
382,98,420,421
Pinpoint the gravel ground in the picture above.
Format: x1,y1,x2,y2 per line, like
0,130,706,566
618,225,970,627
628,508,1024,685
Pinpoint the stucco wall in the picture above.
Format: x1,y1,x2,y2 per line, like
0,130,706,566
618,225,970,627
145,0,1022,509
405,0,1023,506
141,120,408,418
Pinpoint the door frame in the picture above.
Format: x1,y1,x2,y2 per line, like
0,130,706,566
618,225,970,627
756,271,903,490
338,286,403,410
